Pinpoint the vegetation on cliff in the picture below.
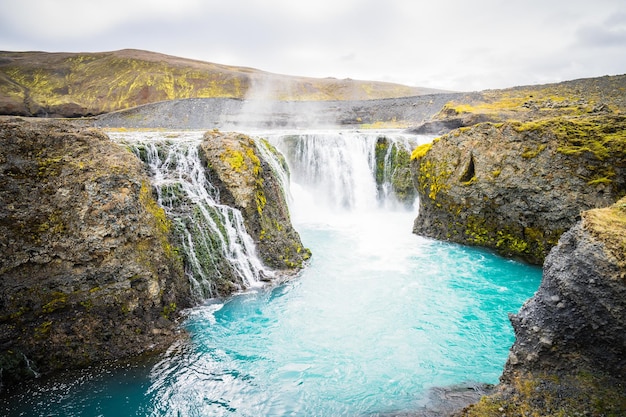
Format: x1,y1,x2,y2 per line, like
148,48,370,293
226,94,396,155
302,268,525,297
412,74,626,135
199,130,311,272
374,136,417,206
411,114,626,264
0,49,439,118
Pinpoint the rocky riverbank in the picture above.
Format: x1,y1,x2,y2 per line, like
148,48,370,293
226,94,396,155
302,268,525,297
0,118,191,386
460,197,626,416
0,119,308,389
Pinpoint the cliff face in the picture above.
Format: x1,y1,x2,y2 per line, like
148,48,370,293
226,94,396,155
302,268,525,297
462,198,626,416
412,115,626,264
0,119,191,386
199,131,311,272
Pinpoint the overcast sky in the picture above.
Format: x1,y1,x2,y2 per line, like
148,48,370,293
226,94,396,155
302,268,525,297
1,0,625,92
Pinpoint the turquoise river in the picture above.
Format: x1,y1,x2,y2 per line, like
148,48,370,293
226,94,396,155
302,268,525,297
0,130,542,416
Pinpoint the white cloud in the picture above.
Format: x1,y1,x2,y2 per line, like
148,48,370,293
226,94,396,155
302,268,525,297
0,0,624,91
0,0,205,38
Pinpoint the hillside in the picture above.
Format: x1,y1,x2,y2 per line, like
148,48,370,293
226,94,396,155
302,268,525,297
412,74,626,134
0,49,444,118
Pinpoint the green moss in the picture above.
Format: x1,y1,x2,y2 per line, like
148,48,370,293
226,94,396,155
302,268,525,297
375,137,390,185
41,293,68,314
161,302,177,320
464,371,626,417
34,321,53,339
512,115,626,161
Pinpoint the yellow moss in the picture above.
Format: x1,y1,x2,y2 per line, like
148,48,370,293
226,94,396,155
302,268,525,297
138,181,178,263
221,148,246,173
417,159,451,200
512,115,626,161
411,142,433,160
463,371,626,417
521,143,547,158
42,293,68,314
583,197,626,270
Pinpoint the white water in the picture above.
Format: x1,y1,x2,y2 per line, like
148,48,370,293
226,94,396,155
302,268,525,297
110,131,270,299
258,129,429,219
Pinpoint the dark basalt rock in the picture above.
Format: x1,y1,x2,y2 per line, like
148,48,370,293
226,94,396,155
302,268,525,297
411,115,626,264
0,118,191,388
460,199,626,416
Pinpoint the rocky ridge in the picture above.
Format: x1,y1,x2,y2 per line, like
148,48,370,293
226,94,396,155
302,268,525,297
0,49,445,118
412,74,626,135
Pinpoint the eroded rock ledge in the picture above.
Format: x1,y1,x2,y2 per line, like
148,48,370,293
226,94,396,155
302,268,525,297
0,118,191,386
460,198,626,416
199,130,311,272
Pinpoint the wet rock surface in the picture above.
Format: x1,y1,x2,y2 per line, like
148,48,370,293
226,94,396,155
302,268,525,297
199,130,311,272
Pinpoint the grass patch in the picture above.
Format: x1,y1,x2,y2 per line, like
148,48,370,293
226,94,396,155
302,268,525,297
583,197,626,271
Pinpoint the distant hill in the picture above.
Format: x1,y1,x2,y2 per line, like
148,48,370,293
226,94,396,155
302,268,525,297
0,49,446,118
411,74,626,134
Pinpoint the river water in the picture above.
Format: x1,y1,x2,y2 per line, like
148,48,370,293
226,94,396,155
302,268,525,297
1,130,541,416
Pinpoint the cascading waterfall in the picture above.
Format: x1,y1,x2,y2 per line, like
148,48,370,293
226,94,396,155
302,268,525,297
110,131,269,300
258,130,428,216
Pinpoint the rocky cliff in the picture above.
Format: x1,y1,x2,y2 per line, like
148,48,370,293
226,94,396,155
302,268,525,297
411,114,626,264
0,121,311,389
199,131,311,272
0,118,192,387
461,198,626,416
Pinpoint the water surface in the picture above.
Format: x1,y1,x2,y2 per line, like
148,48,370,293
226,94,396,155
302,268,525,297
0,130,542,416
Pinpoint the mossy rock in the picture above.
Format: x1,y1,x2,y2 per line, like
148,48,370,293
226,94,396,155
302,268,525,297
199,130,310,273
411,114,626,264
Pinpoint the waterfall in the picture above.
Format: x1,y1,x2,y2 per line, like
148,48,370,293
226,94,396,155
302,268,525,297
257,130,429,215
111,131,269,300
108,129,429,299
